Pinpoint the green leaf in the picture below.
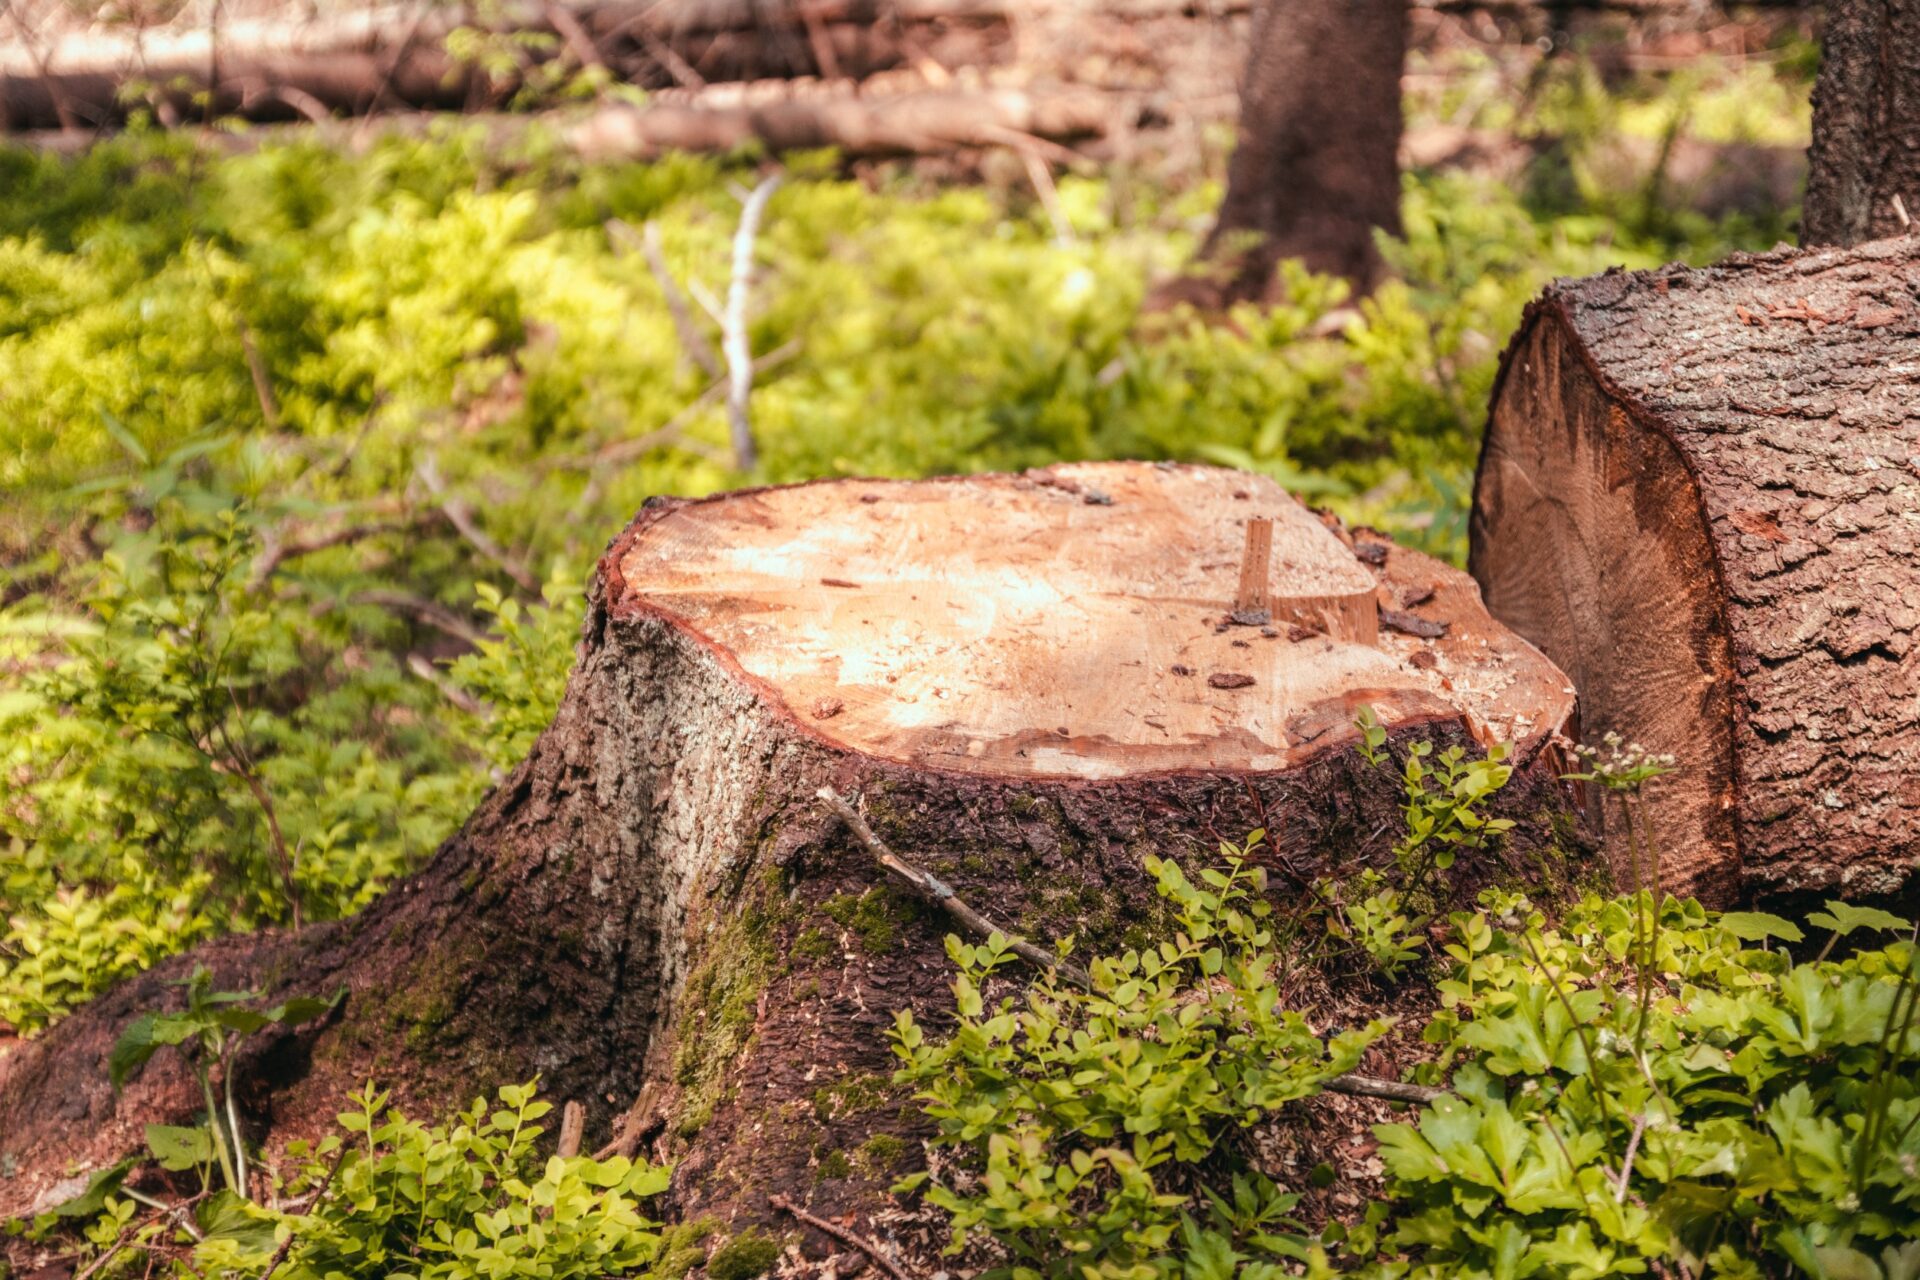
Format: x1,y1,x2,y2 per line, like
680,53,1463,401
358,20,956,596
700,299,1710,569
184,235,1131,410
1807,901,1911,939
108,1011,198,1089
145,1122,215,1171
44,1160,136,1220
1719,911,1805,944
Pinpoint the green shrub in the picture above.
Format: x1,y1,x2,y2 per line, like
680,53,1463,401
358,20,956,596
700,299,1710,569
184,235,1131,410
891,838,1388,1276
190,1081,677,1280
1373,891,1919,1279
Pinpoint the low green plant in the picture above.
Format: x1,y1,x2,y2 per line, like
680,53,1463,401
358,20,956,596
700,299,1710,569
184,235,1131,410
890,836,1388,1278
108,966,341,1199
1370,890,1919,1278
183,1081,678,1280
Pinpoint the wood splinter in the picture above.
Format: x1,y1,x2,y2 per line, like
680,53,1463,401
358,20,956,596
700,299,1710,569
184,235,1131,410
816,786,1443,1107
1232,516,1274,625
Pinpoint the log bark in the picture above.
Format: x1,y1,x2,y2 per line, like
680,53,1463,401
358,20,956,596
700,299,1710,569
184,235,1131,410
1471,240,1920,907
1170,0,1408,304
1802,0,1920,247
0,0,1011,131
564,85,1116,161
0,463,1578,1250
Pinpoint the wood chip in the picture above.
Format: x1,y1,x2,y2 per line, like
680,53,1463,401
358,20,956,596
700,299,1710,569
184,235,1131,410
812,697,845,719
820,578,860,588
1856,306,1903,328
1208,672,1256,689
1400,585,1436,609
1352,541,1389,568
1380,609,1448,639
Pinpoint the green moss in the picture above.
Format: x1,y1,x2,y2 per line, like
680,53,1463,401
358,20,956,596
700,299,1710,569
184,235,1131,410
858,1133,909,1171
707,1229,782,1280
821,888,906,955
792,926,833,961
816,1150,852,1179
811,1072,891,1122
651,1219,718,1279
669,890,783,1137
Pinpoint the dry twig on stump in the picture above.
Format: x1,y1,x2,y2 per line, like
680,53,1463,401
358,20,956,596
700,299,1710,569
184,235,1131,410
815,786,1443,1106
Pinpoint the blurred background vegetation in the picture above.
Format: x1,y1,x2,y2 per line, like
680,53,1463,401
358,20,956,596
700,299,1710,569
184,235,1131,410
0,6,1816,1033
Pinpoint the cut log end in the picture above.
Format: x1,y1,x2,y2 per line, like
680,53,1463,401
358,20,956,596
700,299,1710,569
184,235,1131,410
1473,239,1920,905
607,462,1571,778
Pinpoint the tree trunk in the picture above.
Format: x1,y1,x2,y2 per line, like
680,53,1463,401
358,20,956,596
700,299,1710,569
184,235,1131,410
0,463,1577,1253
1164,0,1408,307
1470,241,1920,908
1801,0,1920,247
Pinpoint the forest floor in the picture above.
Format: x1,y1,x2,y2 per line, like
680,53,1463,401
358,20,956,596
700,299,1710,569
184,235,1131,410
0,0,1813,1093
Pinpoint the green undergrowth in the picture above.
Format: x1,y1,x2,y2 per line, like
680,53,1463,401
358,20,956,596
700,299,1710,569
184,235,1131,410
0,44,1802,1032
896,731,1920,1280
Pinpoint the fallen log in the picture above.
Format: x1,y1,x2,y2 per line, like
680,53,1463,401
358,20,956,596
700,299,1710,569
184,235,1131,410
565,84,1116,158
1471,239,1920,907
0,0,1011,130
0,462,1576,1244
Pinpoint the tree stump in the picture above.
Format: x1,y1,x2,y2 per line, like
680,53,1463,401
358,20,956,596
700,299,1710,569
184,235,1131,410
0,463,1576,1243
1471,239,1920,907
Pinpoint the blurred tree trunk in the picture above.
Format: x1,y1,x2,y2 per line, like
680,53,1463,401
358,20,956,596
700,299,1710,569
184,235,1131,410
1159,0,1407,309
1802,0,1920,246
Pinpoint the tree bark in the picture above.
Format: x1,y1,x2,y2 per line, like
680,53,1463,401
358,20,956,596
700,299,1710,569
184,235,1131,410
1471,240,1920,908
1802,0,1920,247
0,463,1578,1254
1165,0,1408,306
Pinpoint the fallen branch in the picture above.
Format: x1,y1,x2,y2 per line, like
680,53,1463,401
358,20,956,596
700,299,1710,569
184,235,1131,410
817,785,1091,985
815,786,1445,1107
406,653,486,714
722,171,783,471
769,1193,917,1280
250,516,417,589
350,589,488,647
416,457,541,594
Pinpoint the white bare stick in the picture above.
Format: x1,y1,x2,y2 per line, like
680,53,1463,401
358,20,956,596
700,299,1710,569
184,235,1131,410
610,217,721,378
722,171,784,472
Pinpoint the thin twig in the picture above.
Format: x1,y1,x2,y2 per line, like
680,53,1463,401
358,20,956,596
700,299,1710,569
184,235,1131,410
350,589,487,647
815,787,1443,1107
235,316,280,430
416,456,541,594
250,516,416,590
769,1193,917,1280
1013,145,1073,245
215,697,302,928
546,3,605,71
584,338,801,469
610,217,721,378
633,21,706,88
1615,1111,1647,1202
723,171,784,471
407,653,485,715
259,1140,348,1280
818,786,1090,987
